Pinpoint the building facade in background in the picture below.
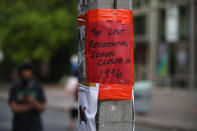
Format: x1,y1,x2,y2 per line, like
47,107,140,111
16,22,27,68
133,0,197,89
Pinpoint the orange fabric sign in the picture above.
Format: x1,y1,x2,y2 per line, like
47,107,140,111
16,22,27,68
78,9,134,100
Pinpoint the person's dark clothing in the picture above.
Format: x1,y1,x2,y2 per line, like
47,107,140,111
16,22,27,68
8,79,46,131
70,108,78,119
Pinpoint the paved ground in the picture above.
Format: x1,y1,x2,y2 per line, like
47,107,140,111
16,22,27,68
44,85,197,131
142,88,197,131
0,99,168,131
0,99,71,131
0,84,197,131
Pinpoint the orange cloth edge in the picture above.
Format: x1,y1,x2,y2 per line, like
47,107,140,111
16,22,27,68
98,84,133,100
78,9,133,26
78,9,134,100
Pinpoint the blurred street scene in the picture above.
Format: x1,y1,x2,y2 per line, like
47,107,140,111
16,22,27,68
0,84,197,131
133,0,197,89
0,0,197,131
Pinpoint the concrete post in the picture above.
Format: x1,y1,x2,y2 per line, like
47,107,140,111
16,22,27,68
78,0,134,131
149,0,158,87
189,0,195,90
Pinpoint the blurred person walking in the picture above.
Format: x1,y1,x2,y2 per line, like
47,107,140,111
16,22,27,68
64,55,78,131
65,71,78,131
8,63,46,131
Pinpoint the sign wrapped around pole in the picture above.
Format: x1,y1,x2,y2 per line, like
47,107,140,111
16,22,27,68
78,8,134,131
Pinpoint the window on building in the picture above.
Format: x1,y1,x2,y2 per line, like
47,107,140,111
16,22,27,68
158,9,166,41
133,0,150,9
133,16,146,36
179,5,188,40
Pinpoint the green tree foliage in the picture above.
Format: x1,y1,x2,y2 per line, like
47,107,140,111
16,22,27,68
0,0,77,64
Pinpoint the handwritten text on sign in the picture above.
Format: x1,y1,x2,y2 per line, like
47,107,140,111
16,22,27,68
86,21,132,84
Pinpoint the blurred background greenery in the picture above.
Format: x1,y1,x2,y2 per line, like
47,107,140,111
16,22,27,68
0,0,77,82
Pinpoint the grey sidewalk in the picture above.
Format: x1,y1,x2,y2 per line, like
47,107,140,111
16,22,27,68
0,84,197,131
136,88,197,131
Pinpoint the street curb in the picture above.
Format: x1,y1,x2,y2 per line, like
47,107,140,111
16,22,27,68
46,104,197,131
135,119,197,131
0,95,69,113
0,94,196,131
47,105,69,113
0,95,7,101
